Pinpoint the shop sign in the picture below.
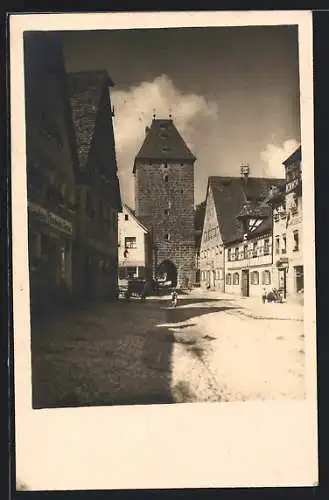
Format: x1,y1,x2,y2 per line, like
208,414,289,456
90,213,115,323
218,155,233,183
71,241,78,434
28,201,73,236
286,177,301,194
276,258,289,268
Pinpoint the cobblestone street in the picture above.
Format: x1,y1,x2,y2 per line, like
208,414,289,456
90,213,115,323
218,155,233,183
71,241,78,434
31,291,304,408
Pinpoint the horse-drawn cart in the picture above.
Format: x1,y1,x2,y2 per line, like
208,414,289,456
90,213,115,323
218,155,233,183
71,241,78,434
118,278,147,299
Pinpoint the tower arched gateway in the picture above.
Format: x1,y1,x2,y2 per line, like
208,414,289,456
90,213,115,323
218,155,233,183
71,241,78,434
157,260,178,287
133,118,196,287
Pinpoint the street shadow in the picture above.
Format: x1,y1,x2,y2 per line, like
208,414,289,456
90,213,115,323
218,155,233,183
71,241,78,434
31,296,238,409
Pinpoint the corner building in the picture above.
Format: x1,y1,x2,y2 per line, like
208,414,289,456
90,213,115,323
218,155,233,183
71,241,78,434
133,118,196,287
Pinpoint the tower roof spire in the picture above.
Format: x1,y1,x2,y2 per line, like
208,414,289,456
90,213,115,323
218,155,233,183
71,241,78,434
133,117,196,173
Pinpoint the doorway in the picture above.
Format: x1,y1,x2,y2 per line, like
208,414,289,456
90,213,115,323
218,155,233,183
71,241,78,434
241,269,250,297
278,268,287,299
294,266,304,293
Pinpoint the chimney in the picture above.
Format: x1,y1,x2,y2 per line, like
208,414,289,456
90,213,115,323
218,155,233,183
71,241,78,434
240,163,250,181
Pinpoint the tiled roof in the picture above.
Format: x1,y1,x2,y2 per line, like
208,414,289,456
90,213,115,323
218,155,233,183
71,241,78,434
209,176,285,244
133,118,196,171
67,71,114,171
283,145,301,166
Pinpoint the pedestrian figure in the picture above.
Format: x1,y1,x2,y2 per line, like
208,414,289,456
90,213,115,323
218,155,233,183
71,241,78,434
171,289,178,308
141,279,150,302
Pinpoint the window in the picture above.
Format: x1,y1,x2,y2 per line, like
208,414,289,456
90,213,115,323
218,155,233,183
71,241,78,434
282,234,287,254
164,175,169,182
124,214,129,221
293,230,299,251
252,241,257,258
60,246,66,278
228,249,232,261
251,271,259,285
125,237,136,249
164,209,169,215
235,247,239,260
215,245,219,255
226,273,232,285
217,269,223,280
275,236,280,254
233,272,239,285
243,244,248,259
262,270,271,285
264,239,270,255
165,233,170,241
180,189,184,194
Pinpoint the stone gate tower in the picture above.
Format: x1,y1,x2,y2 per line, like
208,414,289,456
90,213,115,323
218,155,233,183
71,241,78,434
133,117,196,287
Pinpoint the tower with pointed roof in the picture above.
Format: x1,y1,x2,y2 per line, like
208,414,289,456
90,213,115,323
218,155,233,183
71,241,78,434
133,117,196,287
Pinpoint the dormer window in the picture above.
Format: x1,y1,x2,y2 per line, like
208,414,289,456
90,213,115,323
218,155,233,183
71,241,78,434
125,214,129,221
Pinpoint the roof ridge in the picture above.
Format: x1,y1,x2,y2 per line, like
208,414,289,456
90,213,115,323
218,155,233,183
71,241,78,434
123,204,149,232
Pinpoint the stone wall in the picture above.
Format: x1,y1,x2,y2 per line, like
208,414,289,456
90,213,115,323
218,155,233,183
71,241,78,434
135,160,196,284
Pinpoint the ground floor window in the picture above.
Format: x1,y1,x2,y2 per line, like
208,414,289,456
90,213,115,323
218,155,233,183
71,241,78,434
216,269,223,280
262,270,271,285
226,273,232,285
251,270,259,285
233,272,239,285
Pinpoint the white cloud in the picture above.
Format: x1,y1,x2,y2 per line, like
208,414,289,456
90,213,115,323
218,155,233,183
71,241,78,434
260,139,299,178
111,75,220,208
112,75,299,207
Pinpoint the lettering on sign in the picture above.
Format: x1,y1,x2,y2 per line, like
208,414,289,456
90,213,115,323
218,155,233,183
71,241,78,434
286,178,300,194
28,201,73,235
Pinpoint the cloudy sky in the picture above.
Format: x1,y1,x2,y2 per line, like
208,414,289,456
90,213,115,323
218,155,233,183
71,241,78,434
61,25,300,207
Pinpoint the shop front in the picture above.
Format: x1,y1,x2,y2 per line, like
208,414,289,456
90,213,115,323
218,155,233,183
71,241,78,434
276,257,289,299
28,201,73,314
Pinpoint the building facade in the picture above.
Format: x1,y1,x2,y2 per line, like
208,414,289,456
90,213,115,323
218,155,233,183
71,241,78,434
284,146,303,300
199,182,225,291
24,32,77,314
265,184,289,298
224,228,273,298
199,167,285,297
267,146,303,302
118,205,152,279
68,71,122,303
133,118,196,288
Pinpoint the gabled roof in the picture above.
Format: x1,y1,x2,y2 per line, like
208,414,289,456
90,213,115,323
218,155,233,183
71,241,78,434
133,118,196,172
208,176,285,244
67,70,114,171
123,204,149,233
283,145,301,166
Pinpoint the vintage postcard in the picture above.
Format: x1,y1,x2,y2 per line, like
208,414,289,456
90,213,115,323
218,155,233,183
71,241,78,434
10,11,318,491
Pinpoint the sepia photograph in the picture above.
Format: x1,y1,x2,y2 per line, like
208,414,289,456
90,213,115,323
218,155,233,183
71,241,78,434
25,23,305,409
11,11,317,491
